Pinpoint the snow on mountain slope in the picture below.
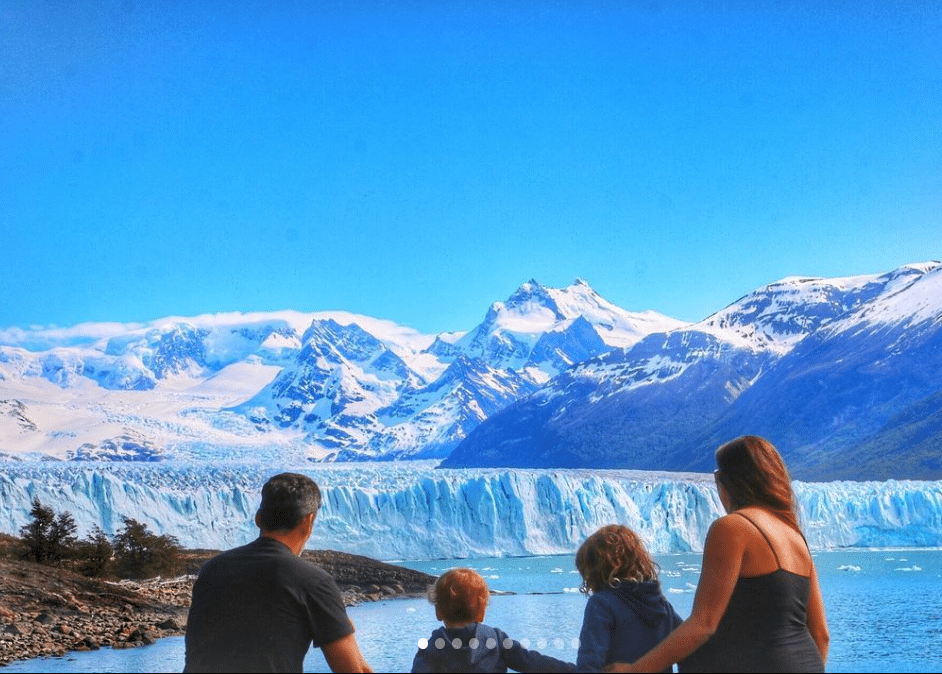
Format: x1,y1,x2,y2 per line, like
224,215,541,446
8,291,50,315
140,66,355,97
361,355,539,460
4,264,938,474
454,279,686,372
547,279,687,348
698,272,886,353
815,262,942,337
444,261,942,480
233,279,679,461
675,261,942,479
1,279,675,463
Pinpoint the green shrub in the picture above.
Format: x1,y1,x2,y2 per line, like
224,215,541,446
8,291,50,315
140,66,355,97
112,517,182,579
74,526,115,578
19,498,77,566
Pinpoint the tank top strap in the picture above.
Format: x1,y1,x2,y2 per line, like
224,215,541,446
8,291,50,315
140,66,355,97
733,511,781,569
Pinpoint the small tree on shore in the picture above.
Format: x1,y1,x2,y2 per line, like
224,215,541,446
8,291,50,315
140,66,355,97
113,517,182,579
19,497,77,566
74,526,115,578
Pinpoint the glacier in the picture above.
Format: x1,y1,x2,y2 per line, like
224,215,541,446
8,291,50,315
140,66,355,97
0,462,939,560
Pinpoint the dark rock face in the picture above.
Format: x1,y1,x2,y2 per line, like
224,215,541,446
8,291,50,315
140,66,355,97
68,434,164,461
302,549,435,602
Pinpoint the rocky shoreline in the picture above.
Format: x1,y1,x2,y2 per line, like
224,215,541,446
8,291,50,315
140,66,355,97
0,548,436,666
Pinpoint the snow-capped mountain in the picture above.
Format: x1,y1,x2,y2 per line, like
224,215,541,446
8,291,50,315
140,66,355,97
0,280,678,462
454,278,684,378
443,262,942,481
234,280,683,460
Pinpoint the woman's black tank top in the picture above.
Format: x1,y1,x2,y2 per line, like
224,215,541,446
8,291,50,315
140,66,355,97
680,513,824,673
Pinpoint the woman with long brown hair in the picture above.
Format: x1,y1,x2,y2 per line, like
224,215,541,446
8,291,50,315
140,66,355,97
609,436,829,673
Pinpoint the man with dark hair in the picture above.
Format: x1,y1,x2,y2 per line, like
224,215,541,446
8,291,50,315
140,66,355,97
185,473,372,673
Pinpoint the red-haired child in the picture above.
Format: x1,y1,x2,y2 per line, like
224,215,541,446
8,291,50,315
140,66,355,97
411,567,575,673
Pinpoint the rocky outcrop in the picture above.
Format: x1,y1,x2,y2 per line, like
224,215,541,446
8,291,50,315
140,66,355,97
302,549,435,603
0,547,436,666
0,559,188,664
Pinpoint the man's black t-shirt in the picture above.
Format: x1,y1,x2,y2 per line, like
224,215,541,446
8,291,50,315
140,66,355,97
184,536,354,673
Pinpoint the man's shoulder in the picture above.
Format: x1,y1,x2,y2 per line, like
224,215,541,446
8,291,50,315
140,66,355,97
198,538,332,581
197,538,267,569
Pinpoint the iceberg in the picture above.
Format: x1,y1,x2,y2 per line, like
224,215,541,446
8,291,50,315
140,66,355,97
0,462,939,560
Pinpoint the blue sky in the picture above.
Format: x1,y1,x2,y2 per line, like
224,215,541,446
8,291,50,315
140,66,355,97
2,1,940,335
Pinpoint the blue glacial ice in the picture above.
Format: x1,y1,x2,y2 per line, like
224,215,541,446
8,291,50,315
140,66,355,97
0,461,939,560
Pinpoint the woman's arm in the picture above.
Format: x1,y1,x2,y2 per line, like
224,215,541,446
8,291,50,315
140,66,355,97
609,516,747,673
805,560,830,664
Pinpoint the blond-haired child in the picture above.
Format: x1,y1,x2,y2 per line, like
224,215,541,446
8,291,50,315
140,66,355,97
575,525,682,672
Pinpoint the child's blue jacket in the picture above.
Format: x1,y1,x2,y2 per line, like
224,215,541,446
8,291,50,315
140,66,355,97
576,579,682,673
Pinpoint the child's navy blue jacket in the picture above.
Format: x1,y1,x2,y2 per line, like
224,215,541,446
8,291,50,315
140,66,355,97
576,580,682,672
411,622,576,673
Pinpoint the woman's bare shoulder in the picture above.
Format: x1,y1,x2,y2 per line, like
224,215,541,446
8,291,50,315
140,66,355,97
711,511,760,530
707,513,756,540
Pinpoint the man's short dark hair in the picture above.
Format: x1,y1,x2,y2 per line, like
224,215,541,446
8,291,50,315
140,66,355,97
256,473,322,532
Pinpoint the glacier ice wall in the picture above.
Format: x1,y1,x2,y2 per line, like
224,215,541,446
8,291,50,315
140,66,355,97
0,462,939,560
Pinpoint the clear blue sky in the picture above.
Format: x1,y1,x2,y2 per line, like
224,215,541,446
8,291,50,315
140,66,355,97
2,1,940,334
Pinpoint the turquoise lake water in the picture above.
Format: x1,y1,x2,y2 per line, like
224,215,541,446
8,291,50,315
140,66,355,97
6,548,941,673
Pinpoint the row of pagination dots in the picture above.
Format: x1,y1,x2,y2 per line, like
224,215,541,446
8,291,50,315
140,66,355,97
417,637,580,651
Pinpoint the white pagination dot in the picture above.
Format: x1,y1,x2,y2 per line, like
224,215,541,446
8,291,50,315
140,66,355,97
435,638,446,650
452,638,463,649
554,638,565,649
417,638,428,650
485,638,497,649
537,638,548,649
502,637,514,649
571,638,581,650
520,638,531,648
469,638,480,649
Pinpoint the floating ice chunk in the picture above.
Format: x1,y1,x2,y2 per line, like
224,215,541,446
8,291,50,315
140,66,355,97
837,565,861,571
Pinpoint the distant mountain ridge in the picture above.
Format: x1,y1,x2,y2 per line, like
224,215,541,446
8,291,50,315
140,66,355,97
2,263,940,479
0,280,682,463
442,262,942,480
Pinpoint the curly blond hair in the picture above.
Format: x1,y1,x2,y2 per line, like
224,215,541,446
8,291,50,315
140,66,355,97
576,525,659,594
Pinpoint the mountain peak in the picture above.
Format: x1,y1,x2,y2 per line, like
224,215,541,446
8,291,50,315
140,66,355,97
504,281,566,321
